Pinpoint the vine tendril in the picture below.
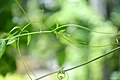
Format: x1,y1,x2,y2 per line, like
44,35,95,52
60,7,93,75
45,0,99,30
57,67,66,80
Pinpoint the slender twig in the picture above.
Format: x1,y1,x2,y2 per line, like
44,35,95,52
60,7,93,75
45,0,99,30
35,46,120,80
65,46,120,71
20,23,31,33
3,30,53,41
53,24,118,35
15,0,31,23
17,38,32,80
35,71,58,80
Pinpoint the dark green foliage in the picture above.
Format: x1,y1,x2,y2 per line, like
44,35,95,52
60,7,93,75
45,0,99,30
57,47,66,67
0,40,6,58
0,0,15,32
0,47,16,76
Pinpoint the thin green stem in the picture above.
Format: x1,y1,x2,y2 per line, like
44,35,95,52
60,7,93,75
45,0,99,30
16,31,52,37
20,23,31,33
54,24,118,35
119,53,120,79
34,46,120,80
65,46,120,71
35,71,58,80
58,33,120,48
15,0,31,23
17,38,32,80
4,30,53,41
6,22,118,43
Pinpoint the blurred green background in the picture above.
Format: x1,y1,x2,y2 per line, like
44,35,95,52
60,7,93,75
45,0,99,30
0,0,120,80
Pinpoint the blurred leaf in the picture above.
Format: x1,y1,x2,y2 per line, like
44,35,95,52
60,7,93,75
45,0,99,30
57,48,66,66
1,73,27,80
0,47,16,76
110,71,120,80
0,40,6,59
7,38,16,45
0,33,7,39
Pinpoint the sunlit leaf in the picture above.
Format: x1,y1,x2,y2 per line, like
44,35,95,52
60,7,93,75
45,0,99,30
0,40,6,59
9,26,21,34
0,33,7,39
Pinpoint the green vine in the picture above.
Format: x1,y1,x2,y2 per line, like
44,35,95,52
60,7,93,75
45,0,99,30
0,0,119,80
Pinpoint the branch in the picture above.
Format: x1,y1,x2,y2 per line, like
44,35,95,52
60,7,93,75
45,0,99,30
3,30,53,41
35,46,120,80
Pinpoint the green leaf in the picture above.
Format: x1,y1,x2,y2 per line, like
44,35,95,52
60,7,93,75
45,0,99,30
7,38,16,45
57,48,66,66
21,30,31,45
0,40,6,59
27,34,31,45
9,26,21,34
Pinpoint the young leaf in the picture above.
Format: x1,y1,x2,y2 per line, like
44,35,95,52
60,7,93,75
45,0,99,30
0,40,6,58
7,38,16,45
20,30,31,45
27,34,31,45
9,26,21,34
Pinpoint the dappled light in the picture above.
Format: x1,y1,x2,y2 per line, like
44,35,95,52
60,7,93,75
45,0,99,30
0,0,120,80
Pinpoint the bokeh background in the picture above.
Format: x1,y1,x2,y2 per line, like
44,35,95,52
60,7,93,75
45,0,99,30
0,0,120,80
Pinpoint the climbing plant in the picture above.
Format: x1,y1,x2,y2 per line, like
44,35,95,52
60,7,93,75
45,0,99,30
0,0,120,80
